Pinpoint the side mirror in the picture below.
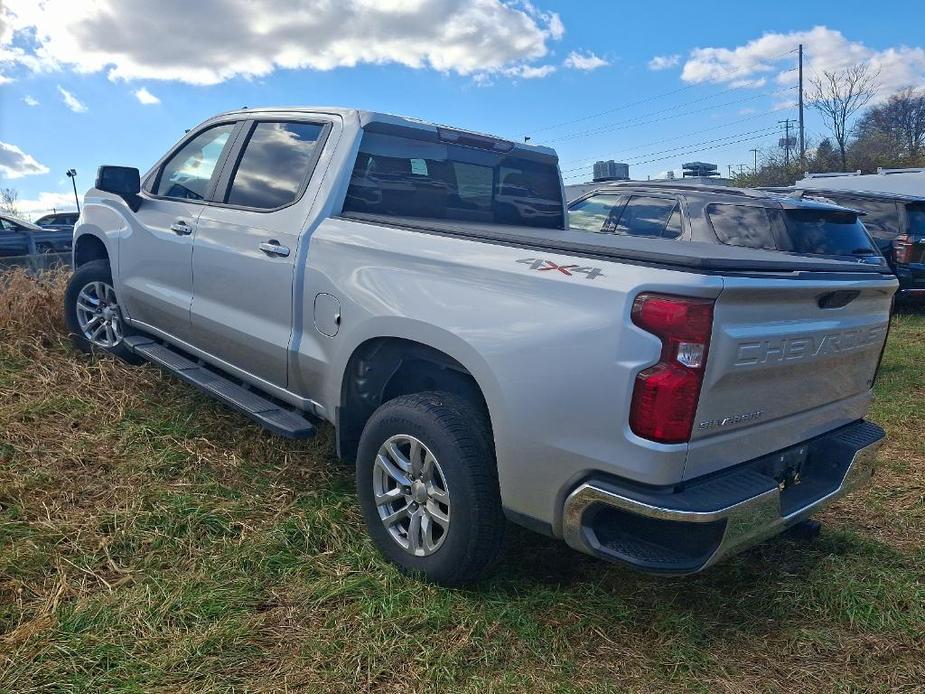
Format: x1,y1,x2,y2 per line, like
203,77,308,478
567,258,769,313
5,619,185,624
96,165,142,211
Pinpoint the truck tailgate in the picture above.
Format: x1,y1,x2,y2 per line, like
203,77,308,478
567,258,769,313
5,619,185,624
685,274,895,479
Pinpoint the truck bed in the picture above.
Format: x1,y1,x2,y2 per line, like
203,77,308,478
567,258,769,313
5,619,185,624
340,212,894,277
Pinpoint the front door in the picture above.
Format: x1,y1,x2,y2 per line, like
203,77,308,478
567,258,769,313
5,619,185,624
118,122,238,341
190,119,327,387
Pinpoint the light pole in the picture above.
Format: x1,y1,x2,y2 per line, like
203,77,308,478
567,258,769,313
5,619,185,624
66,169,80,213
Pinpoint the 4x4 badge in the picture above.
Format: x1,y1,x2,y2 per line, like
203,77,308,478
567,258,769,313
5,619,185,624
517,258,604,279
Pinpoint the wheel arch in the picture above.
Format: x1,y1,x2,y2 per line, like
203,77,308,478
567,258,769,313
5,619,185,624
73,232,110,269
335,333,501,462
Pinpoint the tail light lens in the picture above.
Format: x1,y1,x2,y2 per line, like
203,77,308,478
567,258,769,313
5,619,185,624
629,293,715,444
893,235,912,264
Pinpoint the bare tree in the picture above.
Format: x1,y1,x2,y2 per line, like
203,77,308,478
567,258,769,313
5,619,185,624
0,188,22,218
808,64,880,170
855,87,925,162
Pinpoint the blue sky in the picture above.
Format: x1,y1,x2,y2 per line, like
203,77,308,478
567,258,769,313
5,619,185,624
2,0,924,218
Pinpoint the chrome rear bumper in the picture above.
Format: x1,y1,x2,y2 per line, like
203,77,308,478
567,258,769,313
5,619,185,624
562,420,885,574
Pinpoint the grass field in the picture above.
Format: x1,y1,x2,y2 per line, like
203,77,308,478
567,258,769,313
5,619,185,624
1,269,923,693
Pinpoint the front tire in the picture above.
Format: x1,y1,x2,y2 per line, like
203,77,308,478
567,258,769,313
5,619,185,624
64,260,140,363
356,392,506,585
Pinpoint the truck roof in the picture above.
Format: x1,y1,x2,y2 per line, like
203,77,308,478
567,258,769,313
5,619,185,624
212,106,557,158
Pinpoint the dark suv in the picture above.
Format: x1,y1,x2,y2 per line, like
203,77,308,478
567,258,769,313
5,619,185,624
769,188,925,298
35,211,79,232
568,182,885,265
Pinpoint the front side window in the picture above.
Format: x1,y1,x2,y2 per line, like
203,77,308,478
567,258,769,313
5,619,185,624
225,121,325,209
611,196,682,238
569,194,624,232
155,123,236,200
342,131,564,229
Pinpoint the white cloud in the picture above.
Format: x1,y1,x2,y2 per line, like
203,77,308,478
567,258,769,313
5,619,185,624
57,85,87,112
507,63,556,79
0,141,49,179
133,86,160,104
564,50,608,71
16,191,78,217
678,26,925,100
23,95,38,106
0,0,564,85
648,54,680,71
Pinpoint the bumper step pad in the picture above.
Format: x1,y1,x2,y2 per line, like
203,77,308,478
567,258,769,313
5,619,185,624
563,420,885,574
124,336,316,439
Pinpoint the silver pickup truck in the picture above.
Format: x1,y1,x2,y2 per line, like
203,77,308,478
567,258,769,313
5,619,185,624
65,107,896,585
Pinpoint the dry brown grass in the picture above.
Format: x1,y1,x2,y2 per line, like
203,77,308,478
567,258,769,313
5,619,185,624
0,268,923,693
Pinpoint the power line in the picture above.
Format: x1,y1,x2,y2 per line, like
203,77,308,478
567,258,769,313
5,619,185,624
557,107,781,168
559,126,779,176
562,131,780,181
545,86,796,145
779,118,797,168
529,48,799,135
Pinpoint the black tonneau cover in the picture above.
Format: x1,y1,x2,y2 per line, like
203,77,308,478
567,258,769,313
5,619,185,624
341,213,894,277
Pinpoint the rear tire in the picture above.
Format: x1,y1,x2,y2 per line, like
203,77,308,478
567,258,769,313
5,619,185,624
356,391,506,585
64,260,141,364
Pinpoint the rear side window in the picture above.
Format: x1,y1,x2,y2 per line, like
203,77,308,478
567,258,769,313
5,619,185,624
569,194,624,232
708,203,878,256
610,196,682,238
342,131,564,229
225,121,325,209
155,123,236,200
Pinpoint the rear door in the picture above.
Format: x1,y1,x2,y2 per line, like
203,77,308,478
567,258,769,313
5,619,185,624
120,121,239,340
190,118,330,387
608,194,685,239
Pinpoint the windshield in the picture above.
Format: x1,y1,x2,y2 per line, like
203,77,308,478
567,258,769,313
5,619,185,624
707,203,879,257
343,130,564,229
905,203,925,236
0,215,42,231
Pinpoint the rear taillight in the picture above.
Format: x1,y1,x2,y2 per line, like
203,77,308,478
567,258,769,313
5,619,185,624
629,293,715,444
893,235,913,264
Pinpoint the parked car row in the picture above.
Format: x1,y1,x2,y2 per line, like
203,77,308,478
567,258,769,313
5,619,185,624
570,182,924,299
0,212,73,257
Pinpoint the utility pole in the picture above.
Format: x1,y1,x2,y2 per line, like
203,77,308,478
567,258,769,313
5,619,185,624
749,148,759,173
798,43,805,170
778,119,796,169
727,164,733,177
66,169,80,213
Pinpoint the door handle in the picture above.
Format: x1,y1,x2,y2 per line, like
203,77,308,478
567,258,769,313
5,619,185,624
170,220,193,235
259,240,290,257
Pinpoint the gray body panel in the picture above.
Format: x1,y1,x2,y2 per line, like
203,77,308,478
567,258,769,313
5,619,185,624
74,107,898,538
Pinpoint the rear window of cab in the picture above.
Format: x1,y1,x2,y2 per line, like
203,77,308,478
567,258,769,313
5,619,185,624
707,203,880,257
